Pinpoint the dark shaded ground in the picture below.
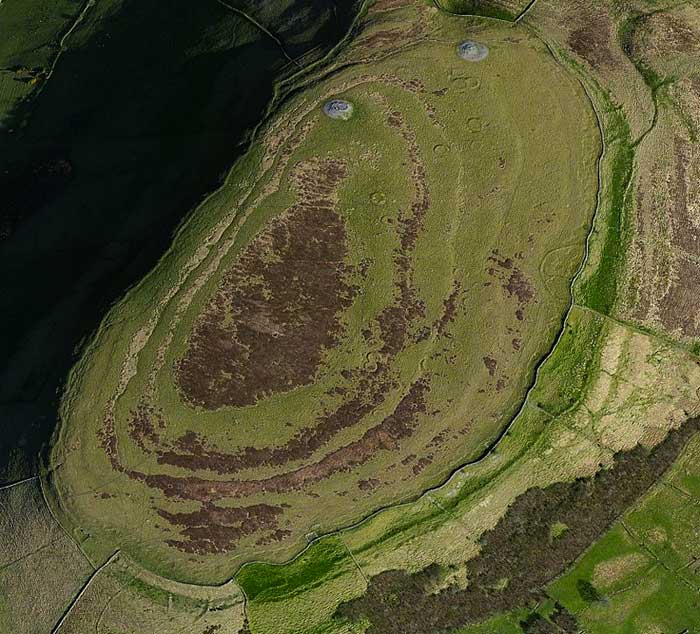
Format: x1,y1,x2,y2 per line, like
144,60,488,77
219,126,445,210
437,0,519,21
336,418,700,633
0,0,361,482
519,604,580,634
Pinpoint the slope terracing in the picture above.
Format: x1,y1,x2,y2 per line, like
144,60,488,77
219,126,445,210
48,0,599,584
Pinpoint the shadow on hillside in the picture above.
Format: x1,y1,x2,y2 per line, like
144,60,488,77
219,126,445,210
0,0,360,482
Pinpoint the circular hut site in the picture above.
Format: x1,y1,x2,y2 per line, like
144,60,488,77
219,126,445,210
50,7,599,582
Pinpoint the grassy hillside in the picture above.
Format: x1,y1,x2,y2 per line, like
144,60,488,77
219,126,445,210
2,0,699,632
0,0,362,483
48,1,599,584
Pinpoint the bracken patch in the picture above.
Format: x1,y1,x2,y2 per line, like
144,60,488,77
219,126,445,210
568,12,617,70
158,502,286,554
175,158,357,409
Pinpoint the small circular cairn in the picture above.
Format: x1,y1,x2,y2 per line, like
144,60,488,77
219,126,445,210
323,99,354,120
458,40,489,62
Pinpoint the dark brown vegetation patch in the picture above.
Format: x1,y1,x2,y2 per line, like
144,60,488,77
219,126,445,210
154,360,400,476
434,281,462,336
358,478,381,491
411,455,432,475
128,402,164,452
158,501,286,554
371,0,410,11
483,356,497,376
659,257,700,338
567,12,617,70
375,104,429,356
357,22,423,51
175,157,358,409
504,268,534,306
669,136,699,255
643,11,700,55
336,419,700,633
548,603,580,633
487,251,534,322
519,605,579,634
659,136,700,336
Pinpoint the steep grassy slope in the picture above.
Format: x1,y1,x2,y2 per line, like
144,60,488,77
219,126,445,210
0,0,362,483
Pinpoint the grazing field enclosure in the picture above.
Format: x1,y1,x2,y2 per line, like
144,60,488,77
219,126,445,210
0,479,93,633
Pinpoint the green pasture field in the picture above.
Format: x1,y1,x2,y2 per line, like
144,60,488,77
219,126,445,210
0,0,93,126
0,0,87,69
0,71,30,127
49,2,599,585
546,435,700,633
